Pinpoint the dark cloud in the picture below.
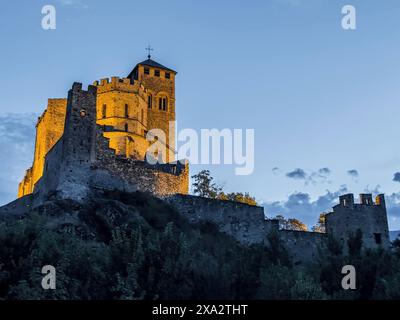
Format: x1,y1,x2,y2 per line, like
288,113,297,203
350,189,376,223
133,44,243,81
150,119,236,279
393,172,400,183
0,113,37,206
262,185,348,227
285,167,331,185
363,185,382,195
318,167,331,175
272,167,280,175
310,167,331,185
286,168,307,180
347,169,359,178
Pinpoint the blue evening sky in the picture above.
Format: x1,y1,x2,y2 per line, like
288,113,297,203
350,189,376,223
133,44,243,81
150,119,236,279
1,0,400,228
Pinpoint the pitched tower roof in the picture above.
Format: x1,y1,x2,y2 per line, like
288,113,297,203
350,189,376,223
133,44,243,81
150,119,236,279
128,58,177,79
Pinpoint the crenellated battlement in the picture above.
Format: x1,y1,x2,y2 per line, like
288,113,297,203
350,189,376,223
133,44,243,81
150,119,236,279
93,76,147,98
326,193,390,250
337,193,385,208
70,82,97,94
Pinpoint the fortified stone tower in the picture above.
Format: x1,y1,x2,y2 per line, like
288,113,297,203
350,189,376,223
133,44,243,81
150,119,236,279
34,83,98,201
93,77,150,160
128,55,177,163
31,81,188,202
18,99,67,197
325,193,390,250
18,56,180,198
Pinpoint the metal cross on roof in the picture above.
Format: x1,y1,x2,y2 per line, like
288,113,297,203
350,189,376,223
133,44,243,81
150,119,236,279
145,45,154,59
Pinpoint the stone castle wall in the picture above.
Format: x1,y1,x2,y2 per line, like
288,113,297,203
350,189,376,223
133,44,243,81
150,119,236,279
34,83,98,201
166,194,326,264
165,194,279,244
33,83,189,201
18,99,67,197
18,69,179,198
93,121,189,196
278,230,326,265
165,193,390,265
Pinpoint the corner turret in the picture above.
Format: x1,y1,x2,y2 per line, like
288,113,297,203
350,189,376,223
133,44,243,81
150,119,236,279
326,193,390,250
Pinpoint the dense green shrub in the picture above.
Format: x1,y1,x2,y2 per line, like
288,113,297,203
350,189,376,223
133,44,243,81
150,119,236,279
0,191,399,300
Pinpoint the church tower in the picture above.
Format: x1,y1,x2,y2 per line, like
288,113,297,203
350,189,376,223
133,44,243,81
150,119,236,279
128,53,177,163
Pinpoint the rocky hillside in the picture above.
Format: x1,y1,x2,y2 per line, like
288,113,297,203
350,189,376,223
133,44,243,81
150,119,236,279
1,190,400,300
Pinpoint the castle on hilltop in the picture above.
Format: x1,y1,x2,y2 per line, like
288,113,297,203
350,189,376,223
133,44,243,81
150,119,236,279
167,192,390,263
2,56,390,265
18,57,188,200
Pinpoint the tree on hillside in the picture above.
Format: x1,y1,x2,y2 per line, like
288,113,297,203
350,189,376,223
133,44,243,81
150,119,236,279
312,213,326,233
275,215,308,232
191,170,221,198
217,192,257,206
191,170,257,206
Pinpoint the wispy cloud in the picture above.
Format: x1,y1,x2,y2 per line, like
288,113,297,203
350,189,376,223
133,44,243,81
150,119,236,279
393,172,400,183
384,192,400,230
286,168,307,180
262,185,348,227
56,0,89,9
347,169,359,178
285,167,331,185
318,167,330,175
0,113,37,206
272,167,281,175
347,169,359,183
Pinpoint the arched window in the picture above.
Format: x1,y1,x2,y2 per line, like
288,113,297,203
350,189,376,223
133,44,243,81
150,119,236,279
162,97,168,111
102,104,107,119
125,104,129,118
125,123,128,132
158,97,168,111
148,94,153,109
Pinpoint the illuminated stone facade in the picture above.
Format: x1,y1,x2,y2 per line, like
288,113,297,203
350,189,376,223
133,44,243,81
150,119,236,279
18,99,67,197
18,58,186,198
